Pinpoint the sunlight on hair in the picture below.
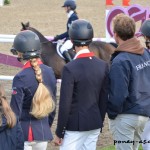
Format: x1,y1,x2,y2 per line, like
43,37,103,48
30,83,55,119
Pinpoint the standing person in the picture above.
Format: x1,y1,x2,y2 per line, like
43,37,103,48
107,14,150,150
54,19,109,150
53,0,79,62
0,84,24,150
10,30,57,150
140,19,150,150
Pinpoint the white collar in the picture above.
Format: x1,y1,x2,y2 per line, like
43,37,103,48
74,49,90,59
67,10,74,18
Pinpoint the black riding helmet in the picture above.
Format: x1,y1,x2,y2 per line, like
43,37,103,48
141,20,150,37
62,0,76,10
69,19,93,46
11,30,41,60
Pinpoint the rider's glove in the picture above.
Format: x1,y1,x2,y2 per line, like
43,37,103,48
53,35,60,41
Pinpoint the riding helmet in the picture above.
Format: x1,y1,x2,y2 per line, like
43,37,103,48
141,20,150,37
69,19,94,46
62,0,76,10
11,30,41,60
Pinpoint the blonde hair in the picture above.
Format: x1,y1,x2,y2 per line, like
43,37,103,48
29,58,55,119
113,13,136,41
0,84,16,128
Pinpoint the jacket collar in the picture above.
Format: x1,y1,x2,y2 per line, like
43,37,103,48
23,59,43,69
67,10,74,18
116,37,144,55
74,49,94,59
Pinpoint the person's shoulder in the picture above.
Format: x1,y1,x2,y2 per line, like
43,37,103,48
71,13,78,19
93,56,108,64
41,64,53,71
112,52,129,63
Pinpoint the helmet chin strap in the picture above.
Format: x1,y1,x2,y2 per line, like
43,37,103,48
17,57,23,62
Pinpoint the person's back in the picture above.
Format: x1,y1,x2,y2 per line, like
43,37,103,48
59,56,108,131
109,49,150,116
54,19,109,150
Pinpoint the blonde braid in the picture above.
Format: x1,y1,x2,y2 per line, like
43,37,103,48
29,58,55,119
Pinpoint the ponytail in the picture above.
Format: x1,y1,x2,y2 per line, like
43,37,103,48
29,58,55,119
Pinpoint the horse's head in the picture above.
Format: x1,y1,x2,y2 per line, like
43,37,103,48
21,22,50,44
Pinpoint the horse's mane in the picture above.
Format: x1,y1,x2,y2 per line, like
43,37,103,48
89,41,115,62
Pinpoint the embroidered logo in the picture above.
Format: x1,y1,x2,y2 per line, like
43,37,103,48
12,87,17,95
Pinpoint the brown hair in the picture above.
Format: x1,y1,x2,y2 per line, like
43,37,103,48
0,84,16,128
113,13,136,41
29,58,55,119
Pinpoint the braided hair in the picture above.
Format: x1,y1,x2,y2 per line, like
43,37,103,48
29,58,55,119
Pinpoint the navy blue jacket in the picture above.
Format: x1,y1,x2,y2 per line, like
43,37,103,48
56,55,109,138
0,116,24,150
56,12,78,40
108,49,150,119
10,63,57,141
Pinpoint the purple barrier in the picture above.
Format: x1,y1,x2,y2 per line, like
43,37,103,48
0,53,23,68
106,4,150,37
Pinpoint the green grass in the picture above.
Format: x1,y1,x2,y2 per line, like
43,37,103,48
96,145,143,150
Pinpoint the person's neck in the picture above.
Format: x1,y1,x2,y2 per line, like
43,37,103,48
75,46,89,53
117,37,125,45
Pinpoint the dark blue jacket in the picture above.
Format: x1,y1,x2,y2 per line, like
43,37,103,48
10,63,57,141
0,116,24,150
56,54,109,138
56,12,78,40
108,49,150,119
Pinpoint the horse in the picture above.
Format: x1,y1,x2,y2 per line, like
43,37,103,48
21,22,115,79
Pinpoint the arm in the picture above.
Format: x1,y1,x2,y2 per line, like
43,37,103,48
10,76,24,119
99,64,109,122
48,70,57,127
107,61,130,119
16,118,24,150
55,32,68,41
55,66,74,138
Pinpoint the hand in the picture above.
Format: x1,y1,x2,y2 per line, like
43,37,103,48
53,135,63,146
53,35,59,41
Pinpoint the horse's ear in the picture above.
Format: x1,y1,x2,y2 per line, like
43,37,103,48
21,22,26,30
26,22,30,27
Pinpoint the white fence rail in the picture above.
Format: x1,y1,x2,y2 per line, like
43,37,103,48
0,75,62,83
0,75,14,80
0,34,115,81
0,34,115,43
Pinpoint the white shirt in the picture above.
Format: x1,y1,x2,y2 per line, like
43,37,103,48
74,49,90,60
67,10,74,18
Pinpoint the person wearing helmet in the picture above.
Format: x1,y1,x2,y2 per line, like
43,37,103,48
10,30,57,150
53,0,79,62
140,19,150,150
141,19,150,49
54,19,109,150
